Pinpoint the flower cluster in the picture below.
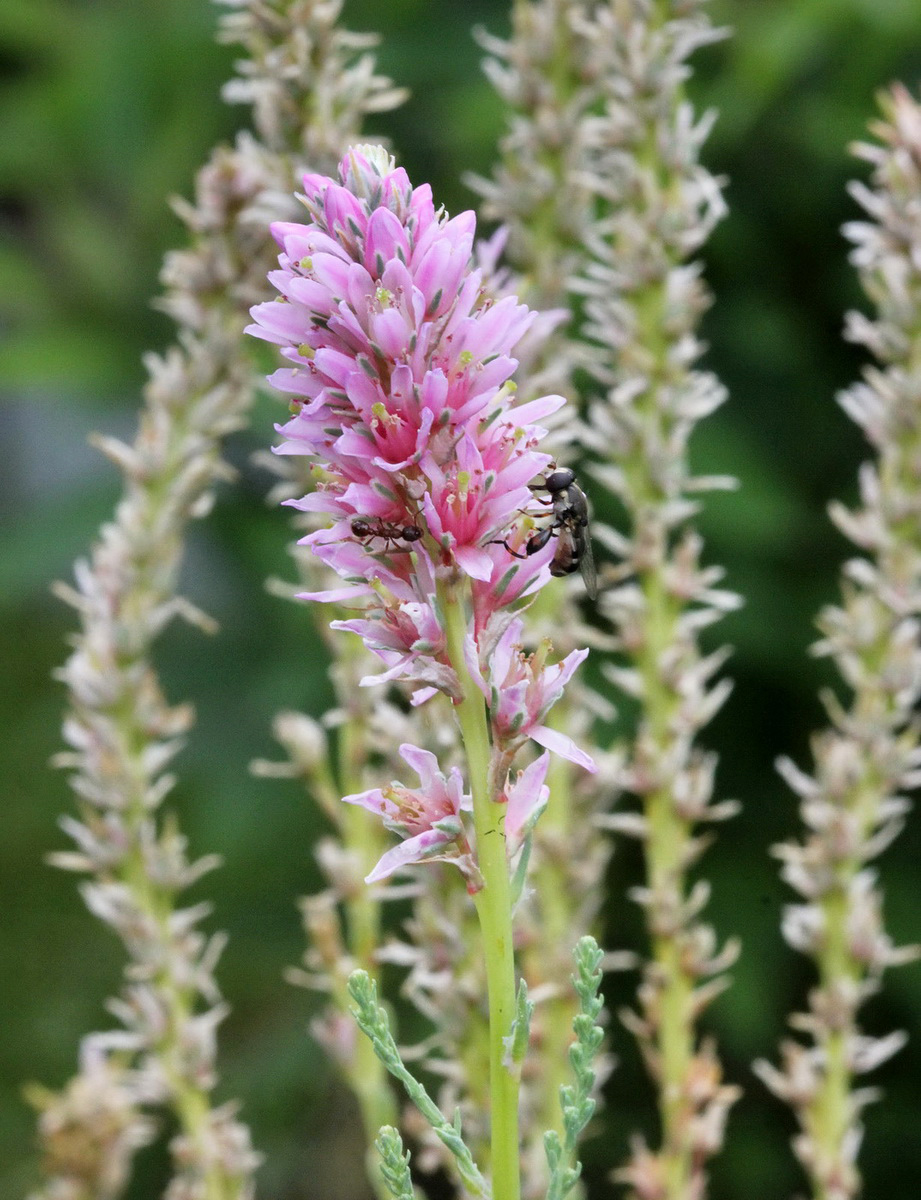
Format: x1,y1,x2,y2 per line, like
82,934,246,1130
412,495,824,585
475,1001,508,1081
250,147,560,586
248,145,593,882
343,745,474,883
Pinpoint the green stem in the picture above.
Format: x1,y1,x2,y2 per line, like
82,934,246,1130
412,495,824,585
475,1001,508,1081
508,0,581,309
637,547,695,1196
810,884,855,1200
340,805,399,1200
439,577,521,1200
645,790,694,1195
807,759,886,1199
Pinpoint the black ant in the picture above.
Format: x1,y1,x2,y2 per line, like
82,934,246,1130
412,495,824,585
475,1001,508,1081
350,516,424,553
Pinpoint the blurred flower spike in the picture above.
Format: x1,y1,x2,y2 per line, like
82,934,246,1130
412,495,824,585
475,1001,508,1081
248,143,592,746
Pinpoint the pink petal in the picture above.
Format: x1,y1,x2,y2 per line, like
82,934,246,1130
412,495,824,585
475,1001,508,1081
397,743,440,790
341,786,393,817
454,545,496,581
463,631,489,699
365,827,456,883
297,584,371,604
505,752,550,849
530,725,597,773
504,394,567,427
365,206,411,274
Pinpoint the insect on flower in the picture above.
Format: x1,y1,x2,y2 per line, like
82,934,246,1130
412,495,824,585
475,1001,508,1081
350,516,424,553
497,469,598,600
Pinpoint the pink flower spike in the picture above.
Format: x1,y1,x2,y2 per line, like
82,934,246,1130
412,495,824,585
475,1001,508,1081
504,753,551,853
252,145,590,756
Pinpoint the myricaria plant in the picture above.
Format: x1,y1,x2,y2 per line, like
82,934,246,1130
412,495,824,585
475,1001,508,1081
470,13,627,1190
248,144,600,1199
756,84,921,1200
246,146,592,777
475,6,740,1196
467,0,598,405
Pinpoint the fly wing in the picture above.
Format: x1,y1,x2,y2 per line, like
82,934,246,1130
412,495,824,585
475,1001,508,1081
549,528,578,577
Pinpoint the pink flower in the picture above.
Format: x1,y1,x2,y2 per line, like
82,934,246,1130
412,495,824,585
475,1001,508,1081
247,145,559,614
466,618,597,772
502,752,551,854
342,745,475,883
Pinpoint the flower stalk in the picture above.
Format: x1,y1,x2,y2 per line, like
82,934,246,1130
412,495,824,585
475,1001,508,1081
572,2,741,1196
756,83,921,1200
258,700,399,1199
473,10,628,1189
250,144,593,1198
468,0,600,402
441,575,521,1200
49,298,260,1200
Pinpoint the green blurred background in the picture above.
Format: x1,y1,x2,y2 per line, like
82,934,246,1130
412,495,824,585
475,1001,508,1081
2,1,921,1196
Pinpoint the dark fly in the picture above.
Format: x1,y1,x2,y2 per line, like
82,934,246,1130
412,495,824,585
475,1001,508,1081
495,468,597,599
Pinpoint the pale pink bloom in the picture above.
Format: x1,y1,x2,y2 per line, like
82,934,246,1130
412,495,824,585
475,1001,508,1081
342,745,475,883
247,146,558,607
466,618,597,772
502,752,551,854
332,601,458,700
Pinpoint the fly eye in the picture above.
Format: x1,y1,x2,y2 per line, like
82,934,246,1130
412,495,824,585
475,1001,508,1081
545,468,575,493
